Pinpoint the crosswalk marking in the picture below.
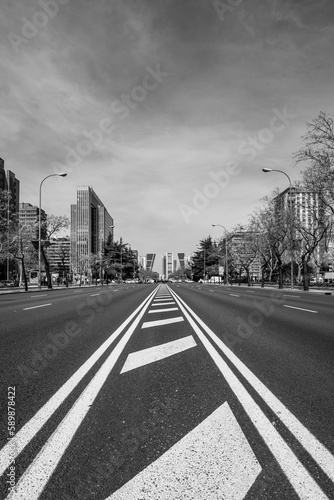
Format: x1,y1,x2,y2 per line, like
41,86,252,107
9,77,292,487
120,335,197,373
142,317,184,329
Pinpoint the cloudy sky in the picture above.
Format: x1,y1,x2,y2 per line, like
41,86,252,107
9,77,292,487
1,0,334,273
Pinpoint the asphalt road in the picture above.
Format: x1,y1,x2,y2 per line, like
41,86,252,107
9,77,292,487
0,283,333,499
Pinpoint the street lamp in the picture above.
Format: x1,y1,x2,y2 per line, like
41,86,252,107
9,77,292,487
38,173,67,290
212,224,229,285
262,168,294,289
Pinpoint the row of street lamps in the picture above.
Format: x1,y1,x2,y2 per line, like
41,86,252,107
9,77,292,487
211,168,293,289
38,168,292,289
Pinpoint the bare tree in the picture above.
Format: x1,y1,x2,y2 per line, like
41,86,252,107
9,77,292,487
294,111,334,220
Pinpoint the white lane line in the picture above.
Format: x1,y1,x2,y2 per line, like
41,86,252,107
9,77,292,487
229,294,240,297
148,308,179,313
30,294,48,298
108,402,261,500
4,288,158,500
120,335,197,373
283,305,318,313
154,298,174,301
0,287,158,478
209,290,214,293
90,293,100,297
246,290,255,293
283,295,300,299
142,317,184,329
168,286,334,495
151,302,175,306
23,303,52,311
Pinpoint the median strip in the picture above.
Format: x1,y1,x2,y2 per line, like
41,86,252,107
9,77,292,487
142,317,184,329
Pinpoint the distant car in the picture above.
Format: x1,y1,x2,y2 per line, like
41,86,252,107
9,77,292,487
309,277,324,285
0,280,15,288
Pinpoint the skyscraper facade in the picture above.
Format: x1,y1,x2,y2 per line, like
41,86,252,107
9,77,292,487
162,252,173,279
70,186,114,274
146,253,156,271
0,157,20,213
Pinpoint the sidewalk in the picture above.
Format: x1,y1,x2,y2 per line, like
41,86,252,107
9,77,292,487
0,283,119,295
202,283,333,295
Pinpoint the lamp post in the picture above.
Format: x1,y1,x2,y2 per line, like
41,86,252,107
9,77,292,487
262,168,293,289
212,224,229,284
38,173,67,290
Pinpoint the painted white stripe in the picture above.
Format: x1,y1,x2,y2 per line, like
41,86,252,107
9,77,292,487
108,402,261,500
148,308,179,313
283,305,318,313
151,302,175,306
23,303,52,310
169,286,334,495
120,335,197,373
229,294,240,297
0,287,158,478
283,295,300,298
90,293,100,296
142,317,184,329
154,298,174,301
5,288,157,500
30,294,48,298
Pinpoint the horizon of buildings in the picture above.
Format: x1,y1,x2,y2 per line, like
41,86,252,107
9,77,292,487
1,156,333,281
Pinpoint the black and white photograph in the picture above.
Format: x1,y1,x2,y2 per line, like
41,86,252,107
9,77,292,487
1,0,334,498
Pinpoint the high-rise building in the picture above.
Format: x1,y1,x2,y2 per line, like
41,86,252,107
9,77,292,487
0,158,20,213
139,255,147,270
162,252,173,279
70,186,114,274
19,203,46,233
0,158,20,280
275,186,326,268
146,253,156,271
275,187,320,230
47,237,71,275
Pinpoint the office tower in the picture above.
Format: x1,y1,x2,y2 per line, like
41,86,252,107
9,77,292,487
18,203,46,234
47,237,71,275
0,158,20,213
70,186,114,274
146,253,156,271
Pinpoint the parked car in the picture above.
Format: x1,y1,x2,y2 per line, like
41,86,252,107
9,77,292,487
0,280,16,288
309,277,324,285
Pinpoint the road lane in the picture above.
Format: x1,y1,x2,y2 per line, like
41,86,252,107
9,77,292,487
1,283,333,499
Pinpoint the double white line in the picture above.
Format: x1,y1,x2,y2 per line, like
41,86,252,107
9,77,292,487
168,286,334,500
1,287,159,499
